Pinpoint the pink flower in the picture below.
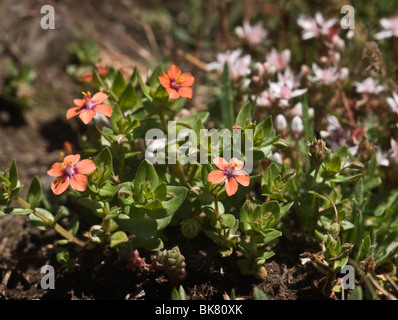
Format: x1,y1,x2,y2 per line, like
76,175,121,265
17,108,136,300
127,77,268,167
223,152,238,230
66,91,112,125
353,77,386,95
206,49,251,81
388,138,398,165
386,92,398,114
308,63,348,85
319,116,350,151
208,157,250,196
297,12,338,40
266,48,291,72
235,21,268,46
374,17,398,40
47,154,96,195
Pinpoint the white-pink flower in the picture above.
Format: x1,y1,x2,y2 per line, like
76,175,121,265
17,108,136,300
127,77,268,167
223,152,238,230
374,17,398,40
266,48,291,72
297,12,338,40
269,81,307,107
353,77,386,95
308,63,348,85
256,88,277,107
319,115,350,151
388,138,398,165
386,92,398,114
235,21,268,46
206,49,251,81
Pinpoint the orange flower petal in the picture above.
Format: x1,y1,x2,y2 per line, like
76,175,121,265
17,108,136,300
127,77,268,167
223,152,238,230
177,87,193,99
234,171,250,186
208,170,226,184
180,73,195,86
159,73,171,89
47,162,64,177
213,157,229,170
225,178,238,196
167,88,181,99
91,92,109,104
79,109,96,124
97,68,109,75
74,99,86,107
230,158,244,170
66,106,82,120
167,65,181,80
69,174,88,192
94,104,113,117
78,72,93,82
75,159,96,175
64,154,80,166
51,176,69,195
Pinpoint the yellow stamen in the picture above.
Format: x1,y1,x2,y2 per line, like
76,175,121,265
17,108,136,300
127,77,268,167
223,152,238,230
176,75,184,84
82,91,91,97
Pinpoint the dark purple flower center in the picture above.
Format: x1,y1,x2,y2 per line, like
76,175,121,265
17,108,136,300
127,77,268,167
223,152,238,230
170,80,182,90
62,161,77,178
224,166,235,179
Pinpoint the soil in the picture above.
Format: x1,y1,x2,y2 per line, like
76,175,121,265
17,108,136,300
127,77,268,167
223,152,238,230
0,0,328,300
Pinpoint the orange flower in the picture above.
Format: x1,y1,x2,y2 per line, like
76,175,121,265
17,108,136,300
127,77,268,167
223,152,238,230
66,91,112,125
208,157,250,196
158,65,195,99
78,61,109,83
47,154,96,195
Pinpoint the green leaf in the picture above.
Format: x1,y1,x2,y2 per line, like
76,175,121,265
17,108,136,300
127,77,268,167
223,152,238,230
117,214,158,240
4,207,33,215
156,186,188,230
348,287,363,300
221,63,234,130
29,208,54,231
301,94,313,142
147,65,165,88
253,287,269,300
325,156,342,175
9,160,18,189
134,160,159,194
137,69,152,101
110,231,128,248
112,70,127,97
118,82,137,112
94,147,113,179
27,176,42,209
235,101,254,127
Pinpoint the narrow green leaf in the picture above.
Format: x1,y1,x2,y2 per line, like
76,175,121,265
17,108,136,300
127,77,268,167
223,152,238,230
5,207,33,215
27,176,42,209
221,63,234,130
301,94,313,142
9,160,18,189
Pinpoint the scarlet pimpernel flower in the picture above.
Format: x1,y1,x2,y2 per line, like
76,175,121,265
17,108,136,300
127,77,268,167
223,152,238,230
208,157,250,196
66,91,113,125
158,65,195,99
47,154,96,195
